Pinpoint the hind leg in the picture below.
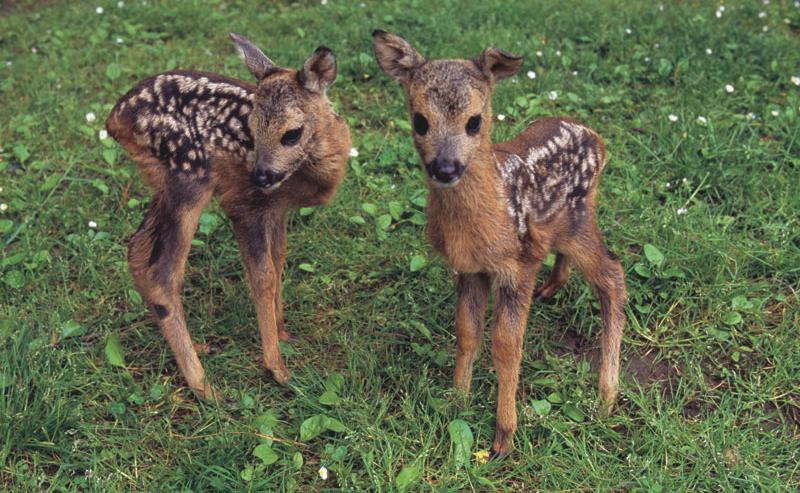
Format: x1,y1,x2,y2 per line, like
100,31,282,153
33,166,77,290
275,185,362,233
535,253,571,301
565,224,627,415
128,175,217,399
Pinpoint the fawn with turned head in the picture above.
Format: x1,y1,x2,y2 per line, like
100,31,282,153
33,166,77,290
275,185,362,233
373,30,627,457
106,34,350,399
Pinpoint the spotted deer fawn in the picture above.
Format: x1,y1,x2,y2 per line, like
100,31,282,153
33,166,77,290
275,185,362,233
106,34,350,399
373,31,627,456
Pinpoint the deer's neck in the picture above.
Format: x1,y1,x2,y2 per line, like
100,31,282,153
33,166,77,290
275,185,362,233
426,143,518,274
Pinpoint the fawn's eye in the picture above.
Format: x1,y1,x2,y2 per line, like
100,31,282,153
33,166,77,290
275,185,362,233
465,115,481,136
413,113,429,136
280,126,303,146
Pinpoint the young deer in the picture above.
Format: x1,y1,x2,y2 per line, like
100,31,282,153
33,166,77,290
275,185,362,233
106,34,350,399
373,31,627,457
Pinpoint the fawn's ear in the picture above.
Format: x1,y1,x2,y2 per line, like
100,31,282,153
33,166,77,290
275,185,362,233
372,30,425,83
475,47,523,82
298,46,337,93
229,32,277,80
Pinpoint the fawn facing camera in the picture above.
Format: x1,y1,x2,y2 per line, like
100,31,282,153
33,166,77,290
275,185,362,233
107,34,350,399
373,30,627,457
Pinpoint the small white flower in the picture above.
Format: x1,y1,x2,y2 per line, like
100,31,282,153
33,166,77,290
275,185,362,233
625,28,632,35
666,181,672,189
85,112,97,123
548,91,558,100
758,11,767,18
0,186,4,192
762,25,769,32
115,37,123,44
668,114,679,122
659,4,664,11
96,6,104,14
725,84,735,93
31,47,38,54
98,129,109,140
88,220,97,228
771,110,779,116
526,70,536,79
644,57,651,62
318,466,329,480
360,2,365,6
715,10,722,18
348,147,359,158
763,0,769,4
535,50,543,57
320,0,327,4
555,50,561,57
697,115,708,124
791,76,800,86
4,61,11,66
747,112,757,120
117,0,124,6
677,207,688,215
497,114,506,121
571,70,578,76
654,43,660,49
706,48,713,55
0,203,8,211
718,5,725,12
682,177,688,184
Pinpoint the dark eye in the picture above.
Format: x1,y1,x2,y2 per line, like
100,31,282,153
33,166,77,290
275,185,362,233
466,115,481,136
412,113,429,136
280,126,303,146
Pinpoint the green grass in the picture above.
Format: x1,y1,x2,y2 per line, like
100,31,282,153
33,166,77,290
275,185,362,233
1,0,799,491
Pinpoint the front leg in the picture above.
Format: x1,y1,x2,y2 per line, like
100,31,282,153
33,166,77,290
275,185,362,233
269,215,293,342
225,208,292,385
453,273,490,396
490,265,539,458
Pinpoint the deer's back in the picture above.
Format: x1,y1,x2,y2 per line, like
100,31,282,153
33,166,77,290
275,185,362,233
493,117,606,235
107,70,256,177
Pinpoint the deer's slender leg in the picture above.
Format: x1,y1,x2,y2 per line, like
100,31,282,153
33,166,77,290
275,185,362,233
223,202,291,384
566,222,627,415
490,263,540,458
128,177,217,399
535,253,571,301
453,273,491,395
269,215,293,342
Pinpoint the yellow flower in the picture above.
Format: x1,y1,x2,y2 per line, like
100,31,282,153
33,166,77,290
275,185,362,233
473,449,490,465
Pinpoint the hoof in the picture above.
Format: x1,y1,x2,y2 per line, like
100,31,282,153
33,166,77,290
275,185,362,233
194,383,223,402
279,330,299,343
489,448,508,461
270,367,293,385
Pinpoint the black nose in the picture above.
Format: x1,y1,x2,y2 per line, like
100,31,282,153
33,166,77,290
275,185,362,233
251,169,286,188
428,159,464,184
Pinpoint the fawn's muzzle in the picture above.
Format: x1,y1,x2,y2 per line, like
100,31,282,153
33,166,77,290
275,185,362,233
251,168,286,188
427,158,464,185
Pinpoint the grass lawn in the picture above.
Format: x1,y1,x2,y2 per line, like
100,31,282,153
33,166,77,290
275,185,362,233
1,0,799,491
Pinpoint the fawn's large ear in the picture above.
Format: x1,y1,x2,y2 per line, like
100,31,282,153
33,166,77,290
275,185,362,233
475,47,523,82
298,46,337,93
372,30,425,83
229,32,277,80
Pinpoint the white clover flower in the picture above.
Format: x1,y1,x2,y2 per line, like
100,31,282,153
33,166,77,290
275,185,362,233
348,147,359,158
654,43,660,49
535,50,543,57
85,112,97,123
715,10,722,18
4,61,11,66
31,47,38,54
677,207,688,215
320,0,327,4
725,84,735,93
360,2,365,6
96,6,104,14
117,0,124,6
706,48,713,55
497,114,506,121
318,466,329,480
571,70,578,76
0,203,8,211
666,181,672,189
116,37,123,44
526,70,536,79
697,115,708,124
555,50,561,57
668,114,678,122
791,76,800,86
625,28,632,35
644,57,651,62
88,220,98,228
548,91,558,100
771,110,780,116
762,25,769,32
682,177,688,184
758,11,766,18
98,129,109,140
659,4,664,11
718,5,725,12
